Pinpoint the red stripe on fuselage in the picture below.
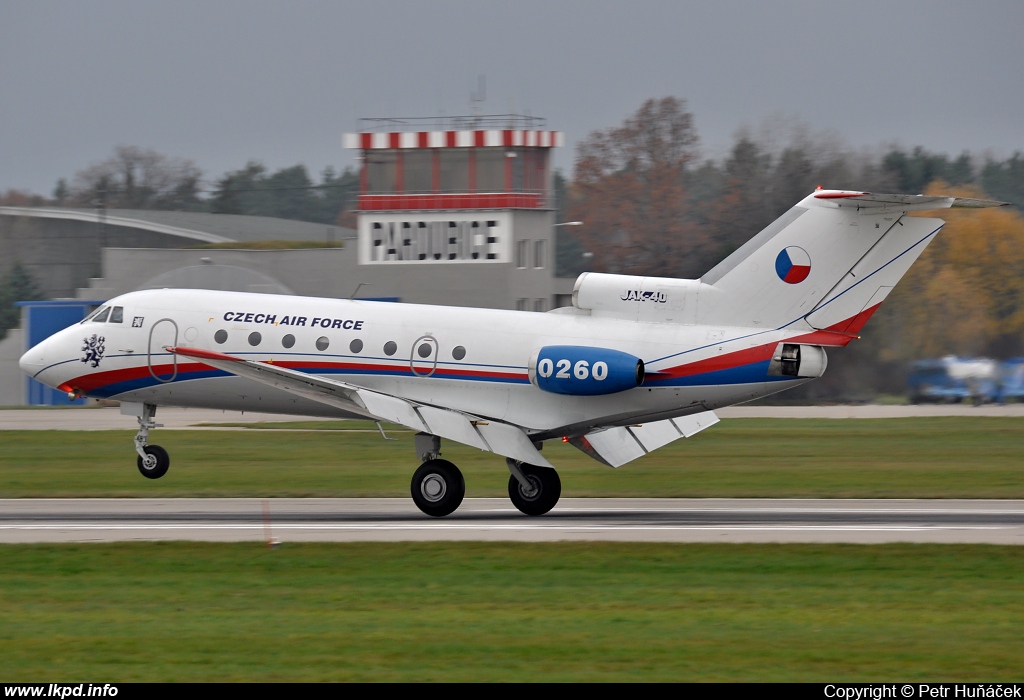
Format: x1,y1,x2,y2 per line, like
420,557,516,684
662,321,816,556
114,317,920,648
656,344,776,379
64,358,528,395
67,362,213,393
655,303,885,377
789,301,884,345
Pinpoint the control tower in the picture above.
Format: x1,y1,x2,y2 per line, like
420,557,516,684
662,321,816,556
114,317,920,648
343,115,566,311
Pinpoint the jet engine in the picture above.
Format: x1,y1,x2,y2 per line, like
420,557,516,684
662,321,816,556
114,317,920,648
767,343,828,378
528,345,645,396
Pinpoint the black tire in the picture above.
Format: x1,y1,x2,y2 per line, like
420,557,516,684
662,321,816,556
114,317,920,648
411,459,465,517
508,464,561,516
137,445,170,479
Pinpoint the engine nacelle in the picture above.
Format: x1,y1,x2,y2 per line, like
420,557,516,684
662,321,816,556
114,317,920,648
528,345,645,396
767,343,828,378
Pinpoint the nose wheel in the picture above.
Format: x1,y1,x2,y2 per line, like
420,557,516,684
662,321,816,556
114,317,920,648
411,459,465,517
127,402,170,480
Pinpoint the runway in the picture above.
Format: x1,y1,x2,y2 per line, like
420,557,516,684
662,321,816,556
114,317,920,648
2,498,1022,544
1,403,1023,431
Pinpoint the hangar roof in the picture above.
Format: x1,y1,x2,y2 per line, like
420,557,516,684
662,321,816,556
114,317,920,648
0,206,355,245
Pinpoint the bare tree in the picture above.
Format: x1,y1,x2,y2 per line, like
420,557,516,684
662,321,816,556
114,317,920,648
70,146,203,210
570,97,702,277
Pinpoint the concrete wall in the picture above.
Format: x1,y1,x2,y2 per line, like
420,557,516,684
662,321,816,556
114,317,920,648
0,215,190,298
83,214,574,310
0,328,25,406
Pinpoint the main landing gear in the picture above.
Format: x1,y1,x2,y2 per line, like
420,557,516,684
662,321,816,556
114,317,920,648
409,432,561,518
506,458,561,516
125,402,170,479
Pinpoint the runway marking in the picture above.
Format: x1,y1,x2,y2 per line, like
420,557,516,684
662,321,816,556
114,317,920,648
0,523,1012,532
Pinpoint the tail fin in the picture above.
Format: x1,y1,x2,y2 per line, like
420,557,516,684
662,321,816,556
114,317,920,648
697,190,1007,333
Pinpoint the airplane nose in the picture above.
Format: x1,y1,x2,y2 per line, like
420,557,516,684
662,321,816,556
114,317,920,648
19,341,47,376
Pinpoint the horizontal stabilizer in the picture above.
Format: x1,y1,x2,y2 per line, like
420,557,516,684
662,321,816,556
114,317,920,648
813,191,1008,210
570,410,719,468
169,346,551,468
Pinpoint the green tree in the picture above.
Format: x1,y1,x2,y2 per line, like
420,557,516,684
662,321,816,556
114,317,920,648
211,162,358,225
980,152,1024,209
0,263,44,340
882,147,974,195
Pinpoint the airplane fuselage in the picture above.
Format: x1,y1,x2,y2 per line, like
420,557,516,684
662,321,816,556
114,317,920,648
22,288,814,437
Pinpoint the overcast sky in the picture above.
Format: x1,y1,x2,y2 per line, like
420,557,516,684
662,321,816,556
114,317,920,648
2,0,1022,196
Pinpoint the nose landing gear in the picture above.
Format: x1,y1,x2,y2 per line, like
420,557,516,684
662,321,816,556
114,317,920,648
137,444,170,479
123,402,170,479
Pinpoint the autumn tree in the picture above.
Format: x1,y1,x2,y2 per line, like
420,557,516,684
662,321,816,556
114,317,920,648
878,182,1024,359
569,97,701,277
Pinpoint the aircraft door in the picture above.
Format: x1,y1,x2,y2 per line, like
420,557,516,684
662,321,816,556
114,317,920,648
410,335,438,377
147,318,179,383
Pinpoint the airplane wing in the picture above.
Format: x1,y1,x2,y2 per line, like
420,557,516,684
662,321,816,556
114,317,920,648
169,346,552,467
569,411,719,468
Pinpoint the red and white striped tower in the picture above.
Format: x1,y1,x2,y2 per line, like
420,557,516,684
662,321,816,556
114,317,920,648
343,115,564,309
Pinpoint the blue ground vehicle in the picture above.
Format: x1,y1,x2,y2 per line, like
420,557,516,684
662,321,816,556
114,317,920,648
999,358,1024,402
907,357,1000,404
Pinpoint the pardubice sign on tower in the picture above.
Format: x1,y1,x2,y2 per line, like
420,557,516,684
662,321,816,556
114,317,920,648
343,115,563,266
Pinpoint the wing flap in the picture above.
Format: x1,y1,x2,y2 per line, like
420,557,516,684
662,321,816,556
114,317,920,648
355,389,428,432
628,419,683,452
671,410,720,437
416,405,490,452
475,421,553,468
573,428,645,468
570,410,720,468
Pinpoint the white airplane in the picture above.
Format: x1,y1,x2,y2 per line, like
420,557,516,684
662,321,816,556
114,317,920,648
19,190,1005,517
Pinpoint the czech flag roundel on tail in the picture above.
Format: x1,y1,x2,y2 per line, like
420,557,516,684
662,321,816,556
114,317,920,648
775,246,811,284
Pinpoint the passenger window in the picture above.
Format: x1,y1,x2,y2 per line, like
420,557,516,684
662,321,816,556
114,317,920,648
109,306,124,323
452,346,466,360
316,336,330,351
349,339,363,353
92,307,110,323
248,332,262,346
215,330,228,344
282,334,296,349
383,341,397,356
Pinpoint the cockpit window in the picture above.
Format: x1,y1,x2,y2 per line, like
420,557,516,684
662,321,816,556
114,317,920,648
89,307,110,323
109,306,124,323
81,306,108,324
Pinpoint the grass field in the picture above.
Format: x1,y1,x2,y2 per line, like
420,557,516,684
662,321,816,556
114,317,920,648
0,417,1021,498
1,542,1021,681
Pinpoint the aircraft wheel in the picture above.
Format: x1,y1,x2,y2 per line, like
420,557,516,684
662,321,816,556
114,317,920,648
411,459,465,517
137,445,170,479
508,465,561,516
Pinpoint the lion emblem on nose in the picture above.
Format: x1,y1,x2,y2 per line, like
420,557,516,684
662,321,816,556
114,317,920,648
82,334,106,368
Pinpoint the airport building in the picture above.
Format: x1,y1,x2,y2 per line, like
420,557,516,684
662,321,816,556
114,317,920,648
0,114,576,404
